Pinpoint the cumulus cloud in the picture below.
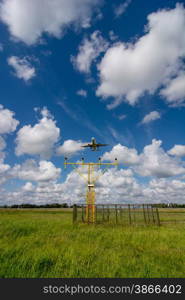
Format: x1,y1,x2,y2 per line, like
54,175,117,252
114,0,132,18
0,152,10,176
72,30,109,73
22,181,35,192
31,166,142,205
13,159,61,182
0,136,10,184
102,143,139,165
168,145,185,157
141,111,161,124
97,4,185,107
143,178,185,203
0,136,6,151
0,105,19,134
160,71,185,106
0,136,6,163
135,139,185,178
7,56,36,81
0,105,19,185
15,108,60,158
102,139,185,178
1,157,185,205
0,162,10,186
117,114,127,120
2,171,185,206
77,89,87,97
0,0,102,45
56,139,83,156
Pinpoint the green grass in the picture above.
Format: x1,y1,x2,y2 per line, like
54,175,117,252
0,208,185,278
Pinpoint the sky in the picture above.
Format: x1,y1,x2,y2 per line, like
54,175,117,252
0,0,185,205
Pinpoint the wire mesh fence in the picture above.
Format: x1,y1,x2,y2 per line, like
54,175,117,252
73,204,160,226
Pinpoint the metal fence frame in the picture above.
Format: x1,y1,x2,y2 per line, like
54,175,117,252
73,204,160,226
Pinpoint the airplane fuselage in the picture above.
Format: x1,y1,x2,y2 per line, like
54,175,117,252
82,137,108,151
91,137,97,150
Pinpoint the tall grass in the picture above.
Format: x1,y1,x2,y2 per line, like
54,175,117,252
0,209,185,278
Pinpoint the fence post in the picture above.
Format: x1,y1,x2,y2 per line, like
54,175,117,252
128,204,131,225
102,205,105,222
146,204,150,223
73,204,77,224
151,205,155,224
107,206,110,222
143,204,147,224
156,207,161,226
115,204,118,224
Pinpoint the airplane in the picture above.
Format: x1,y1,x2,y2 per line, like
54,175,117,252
82,137,108,151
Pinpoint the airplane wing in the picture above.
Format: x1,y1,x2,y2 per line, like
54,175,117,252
96,143,108,147
81,144,92,148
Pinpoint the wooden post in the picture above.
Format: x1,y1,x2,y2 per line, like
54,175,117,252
107,206,110,222
102,205,105,222
73,204,77,224
156,207,161,226
82,205,85,223
128,204,131,225
151,205,155,224
146,204,150,223
132,205,136,224
120,205,123,224
115,204,118,224
143,204,147,224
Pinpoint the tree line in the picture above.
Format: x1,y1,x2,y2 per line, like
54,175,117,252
1,203,185,208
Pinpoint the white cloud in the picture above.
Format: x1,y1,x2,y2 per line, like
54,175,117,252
168,145,185,157
34,166,142,205
97,4,185,107
72,30,109,73
22,181,35,192
0,146,10,175
0,105,19,134
117,114,127,120
0,136,6,151
102,143,139,165
114,0,132,18
135,139,185,178
13,159,61,182
109,30,118,42
141,111,161,124
0,162,10,187
0,107,17,184
0,136,6,163
77,89,87,97
143,178,185,203
3,172,185,206
56,139,83,156
0,106,19,185
0,136,10,183
8,56,36,81
15,108,60,158
1,157,185,205
102,139,185,178
160,72,185,106
0,0,102,45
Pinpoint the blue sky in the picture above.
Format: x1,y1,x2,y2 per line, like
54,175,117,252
0,0,185,205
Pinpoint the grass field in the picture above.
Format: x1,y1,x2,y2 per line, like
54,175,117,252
0,208,185,278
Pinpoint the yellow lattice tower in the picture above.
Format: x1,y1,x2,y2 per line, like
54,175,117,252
64,158,118,223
